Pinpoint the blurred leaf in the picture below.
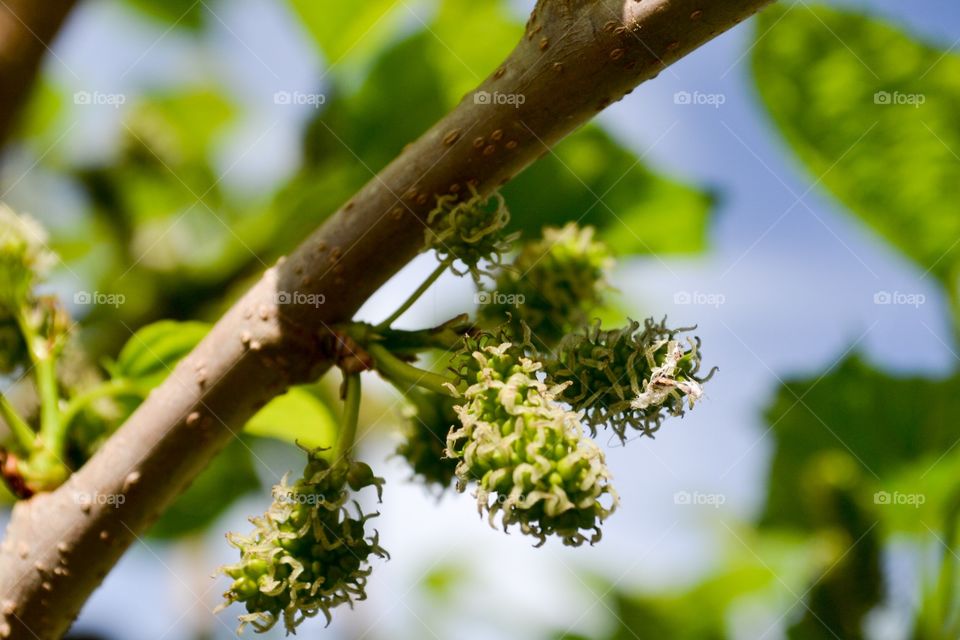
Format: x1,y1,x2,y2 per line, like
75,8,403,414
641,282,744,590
573,531,834,640
129,89,234,162
245,387,337,450
430,0,521,104
110,320,210,387
122,0,205,30
288,0,403,75
305,34,448,171
148,438,260,538
503,127,712,255
762,356,958,528
753,4,960,284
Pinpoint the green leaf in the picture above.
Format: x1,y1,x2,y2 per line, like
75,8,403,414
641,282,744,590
245,387,337,450
111,320,211,387
148,438,260,539
762,355,958,529
288,0,404,75
503,127,712,255
122,0,205,31
753,4,960,284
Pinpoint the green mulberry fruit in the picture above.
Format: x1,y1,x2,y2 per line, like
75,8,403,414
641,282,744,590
425,189,517,282
447,341,618,547
220,451,387,634
479,223,612,348
544,318,712,441
395,388,459,490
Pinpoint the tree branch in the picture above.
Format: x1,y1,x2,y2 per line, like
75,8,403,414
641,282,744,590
0,0,77,147
0,0,772,636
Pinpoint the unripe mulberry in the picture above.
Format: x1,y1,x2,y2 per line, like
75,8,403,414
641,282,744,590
447,341,618,546
425,189,517,282
220,452,387,633
544,318,712,441
480,223,612,347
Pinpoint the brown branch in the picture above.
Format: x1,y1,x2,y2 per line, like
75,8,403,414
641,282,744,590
0,0,772,637
0,0,77,146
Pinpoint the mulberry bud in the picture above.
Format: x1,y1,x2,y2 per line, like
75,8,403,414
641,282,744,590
395,389,459,490
447,342,618,546
479,223,612,347
0,205,56,311
220,452,387,634
544,318,712,441
425,189,517,282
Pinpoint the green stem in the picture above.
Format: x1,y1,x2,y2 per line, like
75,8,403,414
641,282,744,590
375,260,450,330
35,356,62,453
15,310,62,451
61,378,144,432
333,373,362,462
366,342,455,396
0,393,35,454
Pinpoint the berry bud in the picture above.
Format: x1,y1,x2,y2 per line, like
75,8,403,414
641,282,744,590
425,189,517,282
544,318,712,441
447,341,618,546
219,451,387,634
395,389,459,490
480,223,612,347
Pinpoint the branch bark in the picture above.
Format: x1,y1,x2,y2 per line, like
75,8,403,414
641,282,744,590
0,0,77,146
0,0,772,636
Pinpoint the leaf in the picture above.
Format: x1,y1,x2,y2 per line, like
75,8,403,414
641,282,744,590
287,0,404,74
753,4,960,284
148,438,260,539
761,355,958,529
502,127,713,255
122,0,205,30
245,387,337,450
111,320,211,386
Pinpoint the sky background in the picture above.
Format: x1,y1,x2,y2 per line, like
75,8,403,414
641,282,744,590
3,0,959,638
